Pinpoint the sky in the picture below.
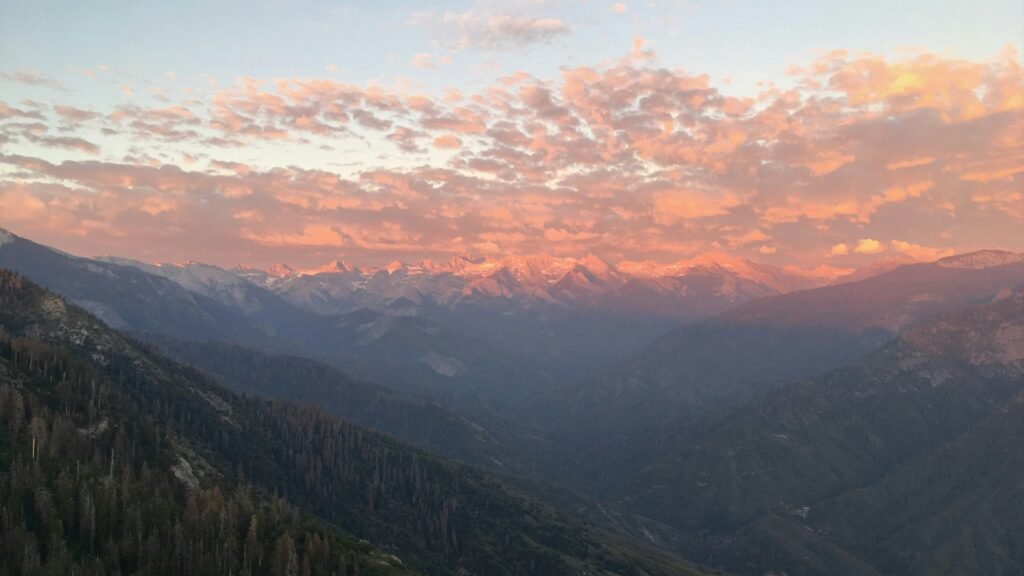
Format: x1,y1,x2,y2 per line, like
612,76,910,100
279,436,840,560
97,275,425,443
0,0,1021,272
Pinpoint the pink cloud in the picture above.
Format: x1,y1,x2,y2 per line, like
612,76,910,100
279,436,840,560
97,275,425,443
1,48,1022,268
0,70,66,91
418,10,571,51
433,134,462,149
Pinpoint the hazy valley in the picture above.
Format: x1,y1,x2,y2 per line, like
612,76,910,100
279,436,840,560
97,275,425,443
3,227,1024,575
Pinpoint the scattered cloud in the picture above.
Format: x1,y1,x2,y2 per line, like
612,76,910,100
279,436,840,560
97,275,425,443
0,70,66,91
0,101,45,120
890,240,955,260
433,134,462,149
54,105,99,123
414,9,571,51
411,53,452,69
853,239,885,254
1,48,1022,267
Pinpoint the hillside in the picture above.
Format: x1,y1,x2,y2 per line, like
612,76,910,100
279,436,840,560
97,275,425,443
147,336,559,475
535,253,1024,485
0,271,418,576
0,268,710,576
619,291,1024,575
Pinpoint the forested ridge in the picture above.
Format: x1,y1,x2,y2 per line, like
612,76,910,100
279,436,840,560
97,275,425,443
0,270,418,576
0,268,708,576
145,336,552,474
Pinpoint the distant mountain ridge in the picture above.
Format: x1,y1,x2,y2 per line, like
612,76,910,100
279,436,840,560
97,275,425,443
534,249,1024,486
3,226,848,388
231,250,823,317
115,248,834,383
0,228,559,418
619,290,1024,575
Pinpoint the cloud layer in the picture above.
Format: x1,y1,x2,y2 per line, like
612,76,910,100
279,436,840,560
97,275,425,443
0,48,1021,268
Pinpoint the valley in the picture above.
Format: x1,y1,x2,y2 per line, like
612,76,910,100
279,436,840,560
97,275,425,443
3,227,1024,575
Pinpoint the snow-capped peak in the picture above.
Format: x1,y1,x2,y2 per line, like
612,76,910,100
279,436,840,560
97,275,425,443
267,263,298,278
616,260,668,278
576,253,615,278
496,254,576,283
676,251,753,273
305,259,358,275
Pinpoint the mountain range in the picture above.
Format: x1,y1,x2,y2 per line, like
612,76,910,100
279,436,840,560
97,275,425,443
237,250,822,318
6,225,1024,575
0,267,710,576
0,229,553,414
0,226,845,417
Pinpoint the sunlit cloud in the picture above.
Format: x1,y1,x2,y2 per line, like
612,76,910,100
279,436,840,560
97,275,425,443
890,240,956,261
0,47,1022,268
853,239,885,254
412,9,571,51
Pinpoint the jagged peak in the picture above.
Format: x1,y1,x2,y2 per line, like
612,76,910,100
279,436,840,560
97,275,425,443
231,263,297,279
617,252,761,279
677,251,756,272
267,263,298,277
306,259,357,275
499,253,571,270
382,260,408,274
616,259,667,278
435,253,499,275
577,253,614,273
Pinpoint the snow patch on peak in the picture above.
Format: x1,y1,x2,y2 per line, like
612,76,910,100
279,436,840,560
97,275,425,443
617,260,667,278
97,255,151,268
0,228,15,247
434,254,500,277
306,260,357,275
680,251,751,270
619,252,760,279
576,253,614,277
267,263,298,277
